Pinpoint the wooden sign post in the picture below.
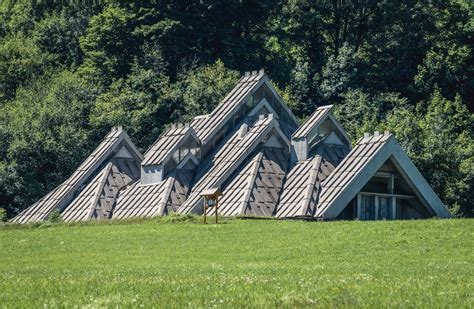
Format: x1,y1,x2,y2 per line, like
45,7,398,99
200,188,222,224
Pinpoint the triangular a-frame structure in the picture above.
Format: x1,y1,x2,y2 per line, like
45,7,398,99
208,147,288,217
188,69,298,145
291,105,351,166
316,132,451,220
12,127,143,223
14,70,451,223
177,114,291,215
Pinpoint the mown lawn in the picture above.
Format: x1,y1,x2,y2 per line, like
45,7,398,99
0,217,473,308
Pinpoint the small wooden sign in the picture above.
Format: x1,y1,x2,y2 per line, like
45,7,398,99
199,188,222,224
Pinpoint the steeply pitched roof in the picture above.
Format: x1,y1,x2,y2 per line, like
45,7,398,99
177,115,289,214
142,126,200,166
112,171,189,219
292,105,334,139
60,167,104,222
189,71,298,144
311,142,349,167
274,156,334,218
61,158,140,222
13,69,449,223
208,148,287,217
12,187,61,224
290,105,351,165
12,128,143,224
190,115,210,136
111,180,170,219
315,132,451,219
191,72,265,142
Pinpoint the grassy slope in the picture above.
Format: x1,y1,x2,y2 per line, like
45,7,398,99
0,218,473,308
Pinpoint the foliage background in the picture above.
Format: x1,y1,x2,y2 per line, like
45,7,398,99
0,0,472,217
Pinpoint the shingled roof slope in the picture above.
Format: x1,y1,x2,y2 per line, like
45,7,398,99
275,156,334,218
177,115,289,214
61,158,140,222
112,170,190,219
142,126,200,166
12,128,142,224
315,132,451,219
292,105,334,139
192,72,265,142
177,117,272,214
60,168,104,222
112,180,169,219
208,147,287,217
12,187,61,224
311,142,349,167
190,115,209,137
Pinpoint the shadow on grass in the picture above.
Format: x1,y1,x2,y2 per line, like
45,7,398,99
0,213,243,230
0,213,456,231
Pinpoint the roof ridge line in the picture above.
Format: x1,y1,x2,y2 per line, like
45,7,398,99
200,73,265,143
314,104,334,111
358,131,392,145
239,153,264,214
156,177,176,216
292,106,333,139
86,162,113,220
300,156,322,216
142,125,200,166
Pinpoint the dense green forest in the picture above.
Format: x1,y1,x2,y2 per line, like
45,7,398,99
0,0,472,218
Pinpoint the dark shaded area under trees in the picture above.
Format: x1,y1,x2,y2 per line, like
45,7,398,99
0,0,472,217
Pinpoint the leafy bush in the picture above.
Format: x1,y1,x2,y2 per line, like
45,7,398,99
0,208,7,222
48,210,61,223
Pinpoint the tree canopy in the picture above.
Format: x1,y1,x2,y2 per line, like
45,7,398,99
0,0,472,217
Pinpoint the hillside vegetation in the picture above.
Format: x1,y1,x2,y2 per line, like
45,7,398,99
0,218,473,307
0,1,473,217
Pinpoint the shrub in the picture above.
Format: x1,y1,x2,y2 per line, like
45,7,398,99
48,210,61,223
0,208,7,222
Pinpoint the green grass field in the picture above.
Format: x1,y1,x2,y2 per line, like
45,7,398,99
0,217,473,308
